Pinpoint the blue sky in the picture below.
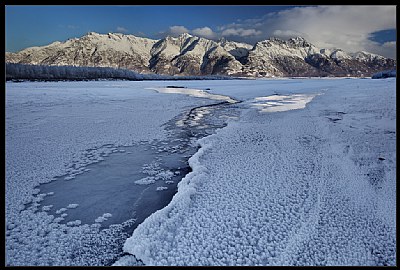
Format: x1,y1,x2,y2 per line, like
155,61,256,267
5,5,396,58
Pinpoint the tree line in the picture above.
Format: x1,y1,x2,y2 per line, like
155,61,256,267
5,63,237,81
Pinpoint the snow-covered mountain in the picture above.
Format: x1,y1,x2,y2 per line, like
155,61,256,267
5,32,395,77
242,37,395,77
149,33,242,76
242,37,322,77
6,32,156,74
218,37,253,63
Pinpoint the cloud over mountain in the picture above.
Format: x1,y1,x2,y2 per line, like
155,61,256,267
192,27,216,39
217,5,396,59
116,26,129,33
160,6,395,59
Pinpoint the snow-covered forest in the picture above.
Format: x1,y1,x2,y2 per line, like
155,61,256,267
5,63,236,81
371,69,396,79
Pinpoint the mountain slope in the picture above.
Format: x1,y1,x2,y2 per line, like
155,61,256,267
6,32,157,73
242,37,395,77
6,32,396,77
149,33,243,76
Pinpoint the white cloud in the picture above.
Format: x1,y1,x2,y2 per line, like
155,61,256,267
169,25,190,36
383,41,396,48
157,26,190,38
192,27,216,39
116,26,129,33
217,5,396,58
364,41,396,59
158,7,395,58
272,29,308,40
160,25,216,39
221,28,262,37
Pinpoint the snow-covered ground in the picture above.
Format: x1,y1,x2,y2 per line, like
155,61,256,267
6,78,396,266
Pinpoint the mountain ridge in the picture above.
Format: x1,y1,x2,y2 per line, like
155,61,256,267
6,32,396,77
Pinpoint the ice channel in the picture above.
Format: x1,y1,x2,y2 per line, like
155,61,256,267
30,87,240,238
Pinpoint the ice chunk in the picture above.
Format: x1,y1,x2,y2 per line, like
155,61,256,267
103,213,112,218
134,176,156,185
252,93,320,113
64,175,75,181
149,87,238,103
42,205,53,211
95,216,106,223
67,203,79,209
55,208,67,214
94,213,113,223
156,170,174,180
66,220,82,226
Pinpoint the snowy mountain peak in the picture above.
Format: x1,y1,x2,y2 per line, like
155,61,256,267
288,36,312,47
107,32,125,39
351,51,386,61
218,37,228,43
330,49,352,60
148,32,242,76
178,32,193,39
5,32,395,78
290,36,307,42
86,31,100,36
267,37,285,43
163,33,194,43
258,36,313,48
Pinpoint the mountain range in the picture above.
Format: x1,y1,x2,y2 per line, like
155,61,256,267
5,32,396,77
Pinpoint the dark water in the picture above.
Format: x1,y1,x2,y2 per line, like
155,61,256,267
36,143,193,233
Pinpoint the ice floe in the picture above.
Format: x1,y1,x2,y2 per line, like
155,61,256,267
252,93,320,113
149,87,237,103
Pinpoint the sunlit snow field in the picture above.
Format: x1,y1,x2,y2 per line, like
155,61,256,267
5,78,396,266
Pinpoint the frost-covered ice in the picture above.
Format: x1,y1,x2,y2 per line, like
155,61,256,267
122,78,396,266
134,162,174,185
252,93,320,112
66,203,79,209
55,208,67,214
67,220,82,226
5,80,210,266
6,78,396,266
134,176,156,185
151,87,237,103
95,213,113,223
42,205,53,211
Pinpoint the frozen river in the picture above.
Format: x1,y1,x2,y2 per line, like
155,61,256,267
34,92,239,235
6,78,396,266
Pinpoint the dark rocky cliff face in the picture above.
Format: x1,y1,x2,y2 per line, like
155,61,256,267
6,32,395,77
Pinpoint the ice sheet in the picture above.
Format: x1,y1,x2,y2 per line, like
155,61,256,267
122,78,396,266
5,80,210,265
6,78,396,266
